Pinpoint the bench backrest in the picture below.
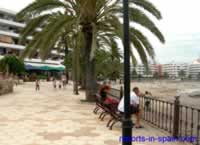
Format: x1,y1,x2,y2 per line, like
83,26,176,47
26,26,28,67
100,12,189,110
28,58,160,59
97,83,123,101
107,87,122,100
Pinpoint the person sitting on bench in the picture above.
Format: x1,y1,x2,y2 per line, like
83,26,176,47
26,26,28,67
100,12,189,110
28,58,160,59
118,87,143,128
99,84,119,105
99,85,110,102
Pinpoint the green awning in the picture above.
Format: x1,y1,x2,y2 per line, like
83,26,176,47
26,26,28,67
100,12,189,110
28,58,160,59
25,63,65,71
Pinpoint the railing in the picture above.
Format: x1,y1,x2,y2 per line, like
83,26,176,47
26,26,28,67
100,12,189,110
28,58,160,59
102,84,200,145
141,96,200,145
141,96,175,133
178,104,200,144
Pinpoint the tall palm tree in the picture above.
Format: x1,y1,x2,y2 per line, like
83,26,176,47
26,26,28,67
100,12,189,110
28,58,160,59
17,0,165,101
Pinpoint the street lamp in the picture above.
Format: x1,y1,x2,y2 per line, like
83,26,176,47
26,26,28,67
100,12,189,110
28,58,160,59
122,0,133,145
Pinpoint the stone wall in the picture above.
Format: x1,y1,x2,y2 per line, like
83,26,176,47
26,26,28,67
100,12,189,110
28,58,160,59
0,80,13,95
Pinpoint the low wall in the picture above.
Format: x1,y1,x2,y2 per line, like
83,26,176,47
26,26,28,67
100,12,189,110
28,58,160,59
0,79,13,95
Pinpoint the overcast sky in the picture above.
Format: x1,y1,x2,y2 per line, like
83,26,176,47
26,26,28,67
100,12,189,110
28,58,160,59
0,0,200,64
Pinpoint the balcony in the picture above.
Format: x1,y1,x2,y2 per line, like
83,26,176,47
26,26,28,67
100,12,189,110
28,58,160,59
0,30,32,40
0,18,25,28
0,18,42,31
0,42,65,57
0,42,24,50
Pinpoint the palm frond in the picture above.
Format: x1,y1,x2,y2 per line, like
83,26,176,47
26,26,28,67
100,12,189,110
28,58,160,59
129,7,165,43
131,35,148,67
131,0,162,19
17,0,72,20
20,14,51,43
130,27,155,59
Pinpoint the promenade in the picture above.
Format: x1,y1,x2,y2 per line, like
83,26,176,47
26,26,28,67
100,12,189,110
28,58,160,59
0,82,188,145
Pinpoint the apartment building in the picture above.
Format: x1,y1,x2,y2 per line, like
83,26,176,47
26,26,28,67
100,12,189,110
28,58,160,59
189,59,200,79
132,64,162,77
162,63,189,78
0,7,65,72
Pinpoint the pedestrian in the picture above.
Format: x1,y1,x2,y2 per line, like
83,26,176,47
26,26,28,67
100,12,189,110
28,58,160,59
35,79,40,91
144,91,152,111
58,80,62,89
53,79,57,89
62,76,66,88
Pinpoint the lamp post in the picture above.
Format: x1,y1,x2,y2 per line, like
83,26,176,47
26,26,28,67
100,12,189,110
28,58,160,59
122,0,133,145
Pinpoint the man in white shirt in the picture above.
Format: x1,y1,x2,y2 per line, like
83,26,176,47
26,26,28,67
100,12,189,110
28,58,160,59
118,87,143,128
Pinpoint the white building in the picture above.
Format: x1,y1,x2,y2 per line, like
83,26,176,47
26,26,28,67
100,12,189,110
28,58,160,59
189,59,200,79
132,64,162,77
131,59,200,79
162,63,189,78
0,7,65,72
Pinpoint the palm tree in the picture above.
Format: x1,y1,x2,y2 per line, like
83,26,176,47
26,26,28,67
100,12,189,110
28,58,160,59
17,0,165,101
178,70,186,80
0,55,25,77
197,72,200,80
163,72,169,79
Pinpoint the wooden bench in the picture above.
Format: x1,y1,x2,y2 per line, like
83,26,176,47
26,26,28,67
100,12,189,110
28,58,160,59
93,86,124,130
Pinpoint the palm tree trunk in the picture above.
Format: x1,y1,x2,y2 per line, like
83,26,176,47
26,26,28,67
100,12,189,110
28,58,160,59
73,73,79,95
82,24,97,101
72,53,79,95
64,38,69,84
80,51,86,90
80,76,86,89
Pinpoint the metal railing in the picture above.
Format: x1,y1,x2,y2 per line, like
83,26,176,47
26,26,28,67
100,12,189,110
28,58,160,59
141,95,200,145
102,84,200,145
141,96,175,133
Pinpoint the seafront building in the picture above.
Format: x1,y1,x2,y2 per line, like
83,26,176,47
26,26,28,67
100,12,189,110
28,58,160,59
133,64,162,77
189,59,200,79
0,7,65,76
132,59,200,79
162,63,189,78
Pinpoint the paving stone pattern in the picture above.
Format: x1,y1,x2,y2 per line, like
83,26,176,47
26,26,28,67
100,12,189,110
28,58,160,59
0,82,189,145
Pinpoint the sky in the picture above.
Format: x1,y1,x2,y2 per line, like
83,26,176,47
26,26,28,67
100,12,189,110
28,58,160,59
0,0,200,64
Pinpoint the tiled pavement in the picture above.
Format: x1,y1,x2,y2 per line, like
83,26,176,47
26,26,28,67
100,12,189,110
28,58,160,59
0,82,189,145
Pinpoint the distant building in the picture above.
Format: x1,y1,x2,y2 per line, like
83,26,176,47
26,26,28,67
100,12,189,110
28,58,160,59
132,64,162,77
162,63,189,78
130,59,200,79
189,58,200,79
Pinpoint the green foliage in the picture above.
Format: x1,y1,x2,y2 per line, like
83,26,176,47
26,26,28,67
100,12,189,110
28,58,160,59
17,0,165,98
0,55,25,75
38,74,48,80
178,70,186,78
188,74,192,80
153,72,159,79
17,0,165,67
163,72,169,78
132,69,138,78
64,50,72,71
96,49,122,80
138,74,142,81
197,73,200,80
144,67,152,75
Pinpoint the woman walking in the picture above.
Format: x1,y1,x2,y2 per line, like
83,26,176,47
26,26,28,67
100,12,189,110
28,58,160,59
35,79,40,91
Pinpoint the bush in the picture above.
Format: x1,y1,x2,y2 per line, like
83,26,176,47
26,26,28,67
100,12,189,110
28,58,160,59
0,55,25,76
38,75,47,80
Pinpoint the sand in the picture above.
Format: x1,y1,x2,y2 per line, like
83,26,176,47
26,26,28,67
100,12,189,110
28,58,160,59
113,80,200,108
